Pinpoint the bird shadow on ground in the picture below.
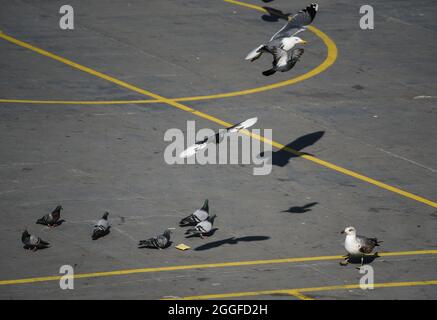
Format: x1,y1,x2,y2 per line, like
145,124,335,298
281,202,318,214
92,228,111,241
185,228,219,239
261,6,291,22
55,219,66,226
259,131,325,167
138,241,173,249
23,245,50,251
194,236,270,251
346,253,381,266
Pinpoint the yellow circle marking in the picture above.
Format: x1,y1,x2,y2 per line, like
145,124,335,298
0,4,337,105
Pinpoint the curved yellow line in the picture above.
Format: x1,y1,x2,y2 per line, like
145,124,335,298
0,6,337,105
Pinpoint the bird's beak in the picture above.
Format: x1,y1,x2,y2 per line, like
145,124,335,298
300,40,307,45
340,230,345,234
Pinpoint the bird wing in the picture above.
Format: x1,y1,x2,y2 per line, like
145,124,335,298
286,48,305,69
193,209,209,222
271,47,289,67
357,235,378,254
95,219,109,229
197,221,212,233
29,234,40,246
269,3,318,41
155,235,168,248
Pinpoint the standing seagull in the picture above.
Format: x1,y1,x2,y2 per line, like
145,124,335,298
92,212,111,240
340,226,382,268
185,214,217,239
36,205,63,227
179,199,210,227
138,229,172,249
245,3,318,74
21,230,50,251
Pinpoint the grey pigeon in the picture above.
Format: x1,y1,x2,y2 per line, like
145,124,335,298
179,199,209,227
36,205,63,227
185,214,217,239
21,230,50,251
92,212,110,240
138,229,172,249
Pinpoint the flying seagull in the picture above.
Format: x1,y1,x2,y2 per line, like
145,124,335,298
138,229,172,249
21,230,50,251
36,205,63,227
340,226,382,268
179,117,258,158
185,214,217,239
179,199,210,227
245,3,318,75
92,212,111,240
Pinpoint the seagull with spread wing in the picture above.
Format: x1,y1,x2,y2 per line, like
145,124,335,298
245,3,318,76
179,117,258,158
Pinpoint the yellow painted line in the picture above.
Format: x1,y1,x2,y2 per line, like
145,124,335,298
0,6,436,210
172,280,437,300
289,291,316,300
0,22,337,105
1,250,437,286
0,99,161,105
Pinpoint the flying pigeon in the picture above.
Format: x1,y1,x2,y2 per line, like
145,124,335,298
179,199,210,227
245,3,318,74
179,117,258,158
340,226,382,268
92,212,110,240
262,48,304,76
36,205,63,227
185,214,217,239
21,230,50,251
138,229,172,249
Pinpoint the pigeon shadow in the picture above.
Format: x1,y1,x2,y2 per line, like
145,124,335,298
138,241,173,250
261,6,291,22
23,245,50,251
92,227,111,241
260,131,325,167
185,228,219,239
55,219,66,226
37,219,66,227
194,236,270,251
281,202,318,214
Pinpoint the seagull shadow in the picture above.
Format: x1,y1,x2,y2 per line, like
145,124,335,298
281,202,318,214
185,228,219,239
346,253,381,266
261,6,291,22
259,131,325,167
194,236,270,251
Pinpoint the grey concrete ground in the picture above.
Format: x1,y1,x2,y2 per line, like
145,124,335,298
0,0,436,299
